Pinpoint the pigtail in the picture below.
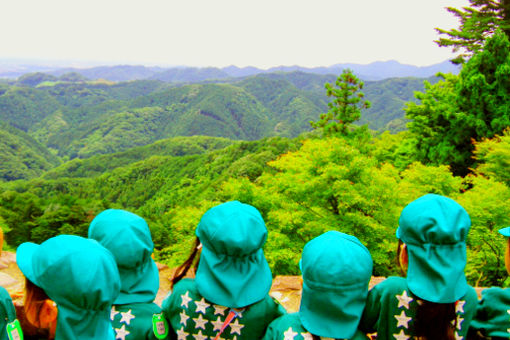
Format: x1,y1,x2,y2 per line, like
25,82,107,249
171,237,201,288
414,300,456,340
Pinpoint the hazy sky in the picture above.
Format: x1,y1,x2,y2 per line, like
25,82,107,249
1,0,470,69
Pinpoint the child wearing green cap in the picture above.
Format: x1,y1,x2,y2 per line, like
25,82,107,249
16,235,121,340
0,286,22,340
89,209,171,340
360,194,478,340
263,231,373,340
467,226,510,339
162,200,286,339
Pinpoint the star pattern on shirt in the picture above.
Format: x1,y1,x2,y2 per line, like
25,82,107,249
193,314,208,330
192,330,208,340
396,290,413,309
214,304,227,315
454,331,463,340
211,316,224,332
301,332,313,340
110,306,119,321
229,318,244,335
393,329,410,340
195,298,210,314
180,310,190,326
283,327,298,340
395,310,412,329
456,316,464,330
115,324,131,340
455,300,465,313
119,309,135,325
181,291,192,308
177,327,189,340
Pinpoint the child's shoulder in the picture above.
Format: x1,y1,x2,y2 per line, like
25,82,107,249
371,276,408,294
481,286,510,300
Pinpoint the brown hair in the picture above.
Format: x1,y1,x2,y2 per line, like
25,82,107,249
171,237,201,288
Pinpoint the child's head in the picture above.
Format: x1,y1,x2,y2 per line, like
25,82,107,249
498,226,510,275
194,200,272,308
299,231,372,339
17,235,120,339
396,194,471,303
88,209,159,304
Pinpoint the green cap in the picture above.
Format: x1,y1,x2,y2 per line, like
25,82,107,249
195,201,272,308
396,194,471,303
299,231,373,339
498,226,510,237
0,286,16,340
88,209,159,304
16,235,120,340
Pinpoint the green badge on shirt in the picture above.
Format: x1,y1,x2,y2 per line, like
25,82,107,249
152,313,169,339
6,319,23,340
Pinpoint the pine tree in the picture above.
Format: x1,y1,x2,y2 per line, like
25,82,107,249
435,0,510,63
311,69,370,136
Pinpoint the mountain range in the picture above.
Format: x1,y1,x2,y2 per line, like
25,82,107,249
0,59,459,81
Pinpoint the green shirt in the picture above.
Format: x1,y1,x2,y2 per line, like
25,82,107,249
469,287,510,338
262,313,369,340
112,302,171,340
359,276,478,340
162,278,286,339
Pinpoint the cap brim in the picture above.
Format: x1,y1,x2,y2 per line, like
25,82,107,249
16,242,39,285
498,227,510,237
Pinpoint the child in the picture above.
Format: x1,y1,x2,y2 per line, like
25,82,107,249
88,209,170,339
16,235,121,340
0,286,22,340
263,231,373,340
360,194,478,340
162,200,286,339
468,226,510,339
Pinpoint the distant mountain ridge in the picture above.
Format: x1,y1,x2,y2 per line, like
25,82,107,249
0,59,460,81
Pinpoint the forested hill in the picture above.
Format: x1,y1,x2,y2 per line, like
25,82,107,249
0,71,432,163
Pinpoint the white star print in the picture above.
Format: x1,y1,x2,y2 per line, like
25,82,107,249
180,311,190,326
213,304,227,315
194,298,210,314
232,308,244,318
396,290,413,309
283,327,298,340
395,310,412,329
110,306,119,321
181,291,192,308
393,329,410,340
115,324,130,340
229,318,244,335
301,332,313,340
454,331,462,340
456,316,464,331
456,300,465,313
119,309,135,325
192,330,208,340
177,327,189,340
193,314,208,330
211,316,224,332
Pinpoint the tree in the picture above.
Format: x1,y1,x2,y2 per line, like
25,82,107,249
435,0,510,63
406,30,510,176
311,69,370,136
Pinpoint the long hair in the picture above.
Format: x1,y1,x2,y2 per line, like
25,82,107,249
171,237,201,288
397,240,457,340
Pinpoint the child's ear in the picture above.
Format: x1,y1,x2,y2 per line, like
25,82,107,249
399,243,409,272
40,299,58,324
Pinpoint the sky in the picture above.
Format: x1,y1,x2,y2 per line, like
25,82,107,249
0,0,470,69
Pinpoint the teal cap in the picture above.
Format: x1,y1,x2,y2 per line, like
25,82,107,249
396,194,471,303
16,235,120,340
195,201,272,308
299,231,373,339
88,209,159,304
498,227,510,237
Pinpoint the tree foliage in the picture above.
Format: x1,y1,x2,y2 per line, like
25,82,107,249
311,69,371,136
435,0,510,63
